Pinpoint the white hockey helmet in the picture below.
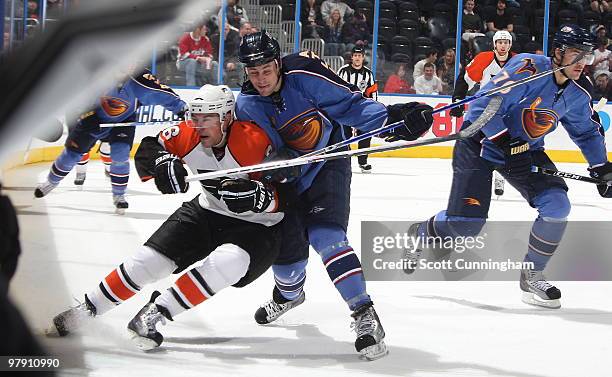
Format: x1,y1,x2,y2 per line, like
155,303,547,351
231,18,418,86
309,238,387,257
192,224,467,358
493,30,513,46
187,84,235,127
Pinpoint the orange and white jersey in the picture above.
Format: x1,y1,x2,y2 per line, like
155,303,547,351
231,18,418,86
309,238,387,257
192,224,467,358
465,51,514,90
158,120,282,226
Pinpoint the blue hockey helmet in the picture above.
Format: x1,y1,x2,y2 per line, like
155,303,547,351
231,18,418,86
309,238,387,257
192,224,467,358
238,30,281,68
552,24,596,54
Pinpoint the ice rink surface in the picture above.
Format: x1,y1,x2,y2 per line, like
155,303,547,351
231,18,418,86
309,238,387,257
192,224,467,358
4,158,612,377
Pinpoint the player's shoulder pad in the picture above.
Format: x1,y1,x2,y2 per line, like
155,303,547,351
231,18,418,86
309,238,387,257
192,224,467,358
158,121,199,158
282,52,359,92
573,74,595,98
131,70,178,95
504,53,550,76
227,120,273,167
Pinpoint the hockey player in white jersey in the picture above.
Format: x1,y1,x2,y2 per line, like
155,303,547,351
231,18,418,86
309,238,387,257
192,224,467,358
46,85,294,351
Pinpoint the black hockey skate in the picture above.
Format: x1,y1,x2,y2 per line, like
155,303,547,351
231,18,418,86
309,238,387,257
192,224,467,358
359,164,372,174
254,286,305,324
46,295,96,337
520,269,561,309
34,181,58,198
494,172,505,197
403,222,423,274
351,302,388,360
113,194,128,215
74,172,86,188
127,291,173,351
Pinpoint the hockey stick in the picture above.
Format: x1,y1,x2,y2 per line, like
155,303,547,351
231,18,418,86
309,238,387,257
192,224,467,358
532,166,611,185
184,97,502,182
304,51,589,159
99,120,181,128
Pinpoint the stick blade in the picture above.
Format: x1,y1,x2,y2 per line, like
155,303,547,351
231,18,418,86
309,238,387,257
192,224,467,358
458,95,503,138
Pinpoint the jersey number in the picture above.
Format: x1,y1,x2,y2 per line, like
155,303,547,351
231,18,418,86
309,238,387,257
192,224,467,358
299,50,331,70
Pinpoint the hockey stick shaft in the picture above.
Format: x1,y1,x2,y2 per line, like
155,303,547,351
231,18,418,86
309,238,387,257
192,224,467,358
305,51,588,158
99,120,181,128
532,166,609,185
185,97,502,182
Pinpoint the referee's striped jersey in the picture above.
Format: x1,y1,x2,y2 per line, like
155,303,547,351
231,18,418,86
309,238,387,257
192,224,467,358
337,64,379,101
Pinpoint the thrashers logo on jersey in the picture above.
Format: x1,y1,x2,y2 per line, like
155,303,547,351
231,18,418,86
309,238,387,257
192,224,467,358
277,111,324,152
521,108,558,139
101,96,130,117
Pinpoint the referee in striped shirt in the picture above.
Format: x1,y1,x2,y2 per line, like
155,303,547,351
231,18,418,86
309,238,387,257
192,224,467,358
337,45,379,173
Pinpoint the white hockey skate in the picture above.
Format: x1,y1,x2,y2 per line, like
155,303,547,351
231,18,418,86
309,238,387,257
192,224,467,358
34,180,58,198
493,172,505,197
46,295,96,337
127,291,173,351
351,302,388,361
74,172,86,189
113,194,128,215
254,286,305,324
520,269,561,309
403,222,423,274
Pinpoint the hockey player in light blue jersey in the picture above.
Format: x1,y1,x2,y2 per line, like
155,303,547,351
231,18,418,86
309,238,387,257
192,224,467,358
34,70,187,213
409,25,612,308
235,31,434,360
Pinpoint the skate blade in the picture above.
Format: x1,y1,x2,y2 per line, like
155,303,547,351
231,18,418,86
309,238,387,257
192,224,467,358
521,292,561,309
115,207,126,215
127,329,160,351
44,323,61,337
359,341,389,361
74,185,84,190
360,170,372,174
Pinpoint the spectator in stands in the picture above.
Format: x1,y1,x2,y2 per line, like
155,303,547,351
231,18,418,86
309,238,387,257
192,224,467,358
27,0,39,20
212,22,243,87
323,8,346,56
485,0,515,40
593,71,609,99
591,0,610,13
342,12,370,53
591,36,611,73
384,63,416,94
176,24,218,86
46,0,64,19
437,48,459,95
413,49,439,80
321,0,354,23
415,62,443,95
218,0,249,30
594,24,608,39
302,0,325,39
462,0,486,45
239,22,253,38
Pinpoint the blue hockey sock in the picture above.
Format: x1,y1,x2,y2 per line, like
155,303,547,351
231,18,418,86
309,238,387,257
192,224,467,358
272,260,307,301
309,225,371,311
525,217,567,270
525,188,570,270
419,210,486,239
109,142,130,196
48,149,82,184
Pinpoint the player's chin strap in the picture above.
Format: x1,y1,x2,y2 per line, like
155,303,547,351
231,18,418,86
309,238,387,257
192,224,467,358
185,97,502,182
304,50,591,159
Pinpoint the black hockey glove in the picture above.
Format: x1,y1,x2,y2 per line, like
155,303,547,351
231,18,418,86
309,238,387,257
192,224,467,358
175,105,189,121
495,136,533,179
219,178,274,213
154,153,189,194
383,102,434,142
262,147,302,183
449,98,465,118
588,162,612,198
